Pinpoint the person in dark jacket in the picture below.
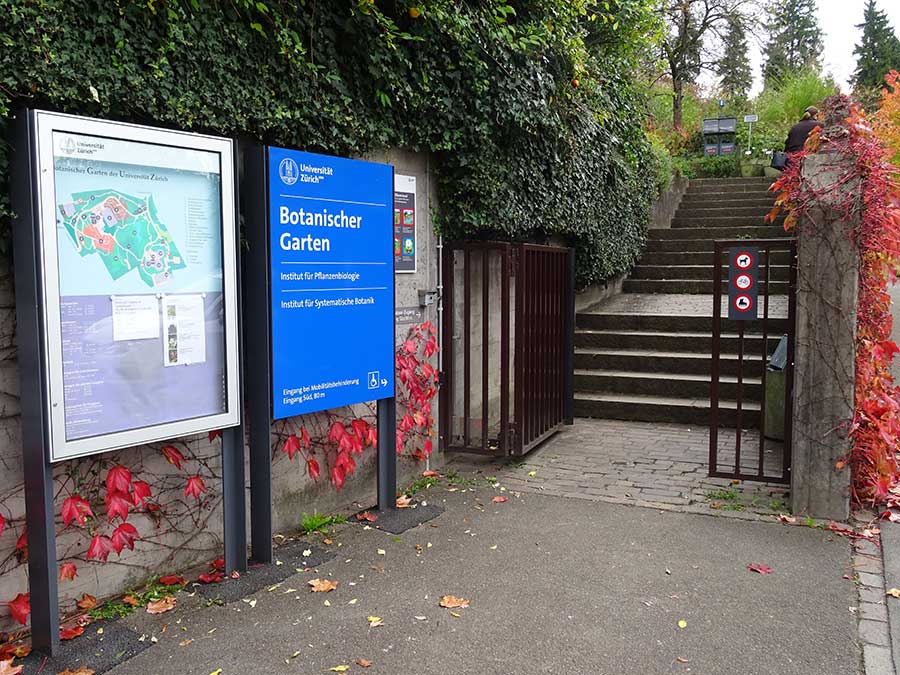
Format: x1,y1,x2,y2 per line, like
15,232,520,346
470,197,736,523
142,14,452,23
785,106,823,153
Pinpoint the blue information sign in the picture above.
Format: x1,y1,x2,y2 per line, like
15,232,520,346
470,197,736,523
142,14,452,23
268,147,394,420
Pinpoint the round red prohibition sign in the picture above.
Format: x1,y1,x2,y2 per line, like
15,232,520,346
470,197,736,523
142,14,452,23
734,273,753,290
733,294,754,313
735,251,754,270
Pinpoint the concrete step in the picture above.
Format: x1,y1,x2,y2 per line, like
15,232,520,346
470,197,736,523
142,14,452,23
576,312,790,334
680,195,775,207
649,226,789,239
643,250,792,266
574,348,765,377
645,238,794,253
574,369,762,400
630,265,790,281
670,215,782,228
623,278,789,294
675,205,773,219
574,392,760,427
575,329,779,354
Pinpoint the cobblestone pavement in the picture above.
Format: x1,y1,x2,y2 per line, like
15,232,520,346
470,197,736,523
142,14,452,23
446,418,790,518
851,510,896,675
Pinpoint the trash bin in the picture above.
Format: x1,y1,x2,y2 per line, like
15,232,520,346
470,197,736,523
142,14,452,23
764,335,788,441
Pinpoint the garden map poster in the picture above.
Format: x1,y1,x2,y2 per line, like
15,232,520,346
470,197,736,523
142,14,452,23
46,122,236,458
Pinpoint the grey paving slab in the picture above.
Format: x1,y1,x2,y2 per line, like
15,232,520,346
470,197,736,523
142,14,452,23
880,519,900,671
588,292,789,318
102,488,856,675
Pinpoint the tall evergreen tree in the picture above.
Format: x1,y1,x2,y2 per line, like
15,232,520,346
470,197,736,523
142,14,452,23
762,0,824,85
717,16,753,99
853,0,900,90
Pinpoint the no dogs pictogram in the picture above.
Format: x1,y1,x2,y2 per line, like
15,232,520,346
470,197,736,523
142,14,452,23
735,251,754,270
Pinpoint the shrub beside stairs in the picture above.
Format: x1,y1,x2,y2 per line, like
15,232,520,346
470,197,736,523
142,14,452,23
574,177,789,427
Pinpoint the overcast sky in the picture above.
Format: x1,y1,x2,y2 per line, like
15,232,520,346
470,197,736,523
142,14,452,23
743,0,900,94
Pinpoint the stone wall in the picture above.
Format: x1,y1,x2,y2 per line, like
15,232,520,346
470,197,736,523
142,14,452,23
0,149,440,629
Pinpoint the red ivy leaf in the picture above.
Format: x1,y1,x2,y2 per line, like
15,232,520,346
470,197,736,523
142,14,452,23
283,434,301,460
132,480,152,507
198,571,224,584
59,562,78,582
307,458,321,481
300,426,311,448
208,429,223,442
59,625,85,640
331,465,346,491
105,490,131,523
111,522,139,553
162,445,185,470
184,476,207,500
14,530,26,560
106,465,132,494
159,574,186,586
328,422,346,443
211,557,225,570
747,563,774,575
61,494,94,527
86,535,114,562
0,513,4,539
7,593,29,625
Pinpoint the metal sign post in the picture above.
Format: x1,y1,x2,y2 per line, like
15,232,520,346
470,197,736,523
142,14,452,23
728,247,760,321
9,109,247,655
744,114,759,154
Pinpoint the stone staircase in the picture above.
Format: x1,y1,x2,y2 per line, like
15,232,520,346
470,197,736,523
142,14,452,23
574,177,790,427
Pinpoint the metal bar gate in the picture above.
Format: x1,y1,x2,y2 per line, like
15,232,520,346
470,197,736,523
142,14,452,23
440,242,575,456
709,238,797,483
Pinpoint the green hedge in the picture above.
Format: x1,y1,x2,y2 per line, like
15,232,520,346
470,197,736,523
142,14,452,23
0,0,660,286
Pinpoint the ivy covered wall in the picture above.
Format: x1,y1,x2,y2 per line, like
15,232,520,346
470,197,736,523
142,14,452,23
0,0,662,286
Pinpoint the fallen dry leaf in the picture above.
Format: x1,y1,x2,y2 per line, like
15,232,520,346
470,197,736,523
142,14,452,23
396,495,413,508
179,639,194,647
367,616,384,628
0,660,21,675
59,625,85,641
422,470,440,477
675,657,689,663
356,658,373,668
356,511,378,522
439,595,470,609
777,514,797,524
56,669,94,675
122,595,141,607
146,596,177,614
491,496,509,503
308,578,339,593
329,667,350,673
323,538,333,545
76,594,97,610
886,588,900,598
881,510,900,523
746,563,774,575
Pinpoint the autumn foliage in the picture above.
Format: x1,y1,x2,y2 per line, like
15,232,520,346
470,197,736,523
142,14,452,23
874,70,900,168
768,94,900,504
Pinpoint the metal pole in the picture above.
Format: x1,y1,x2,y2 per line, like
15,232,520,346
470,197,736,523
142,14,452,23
221,425,247,574
563,248,576,424
240,140,273,564
10,109,60,655
376,397,397,511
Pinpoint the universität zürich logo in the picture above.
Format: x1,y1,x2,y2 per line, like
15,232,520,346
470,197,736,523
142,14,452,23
59,136,76,155
278,157,299,186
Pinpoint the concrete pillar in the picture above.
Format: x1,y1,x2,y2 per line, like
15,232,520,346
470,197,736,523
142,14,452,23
790,152,858,520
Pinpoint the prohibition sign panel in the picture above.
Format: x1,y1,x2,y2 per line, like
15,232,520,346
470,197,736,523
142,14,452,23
728,247,759,321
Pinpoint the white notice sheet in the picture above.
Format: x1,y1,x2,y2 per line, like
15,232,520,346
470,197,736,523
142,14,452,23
162,294,207,366
111,295,160,342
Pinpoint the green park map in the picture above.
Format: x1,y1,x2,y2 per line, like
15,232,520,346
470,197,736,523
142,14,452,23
58,189,186,288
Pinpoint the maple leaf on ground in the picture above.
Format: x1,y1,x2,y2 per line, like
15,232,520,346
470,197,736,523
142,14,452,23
122,595,140,607
76,594,97,610
184,476,207,500
6,594,29,625
105,465,132,494
0,659,22,675
396,495,413,508
886,588,900,598
146,596,176,614
422,470,440,478
491,496,509,503
308,578,338,593
329,667,350,673
59,562,78,582
777,514,797,524
747,563,774,575
86,535,114,562
356,658,373,668
57,668,95,675
881,510,900,523
211,558,225,570
59,625,85,640
61,495,94,527
111,523,139,553
439,595,470,609
162,445,185,470
0,646,29,662
356,511,378,523
159,574,186,586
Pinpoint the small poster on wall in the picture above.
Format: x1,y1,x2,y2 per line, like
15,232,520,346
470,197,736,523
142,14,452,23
394,174,416,273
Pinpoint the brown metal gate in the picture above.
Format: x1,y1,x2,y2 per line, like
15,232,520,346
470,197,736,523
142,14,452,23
440,242,575,456
709,238,797,483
